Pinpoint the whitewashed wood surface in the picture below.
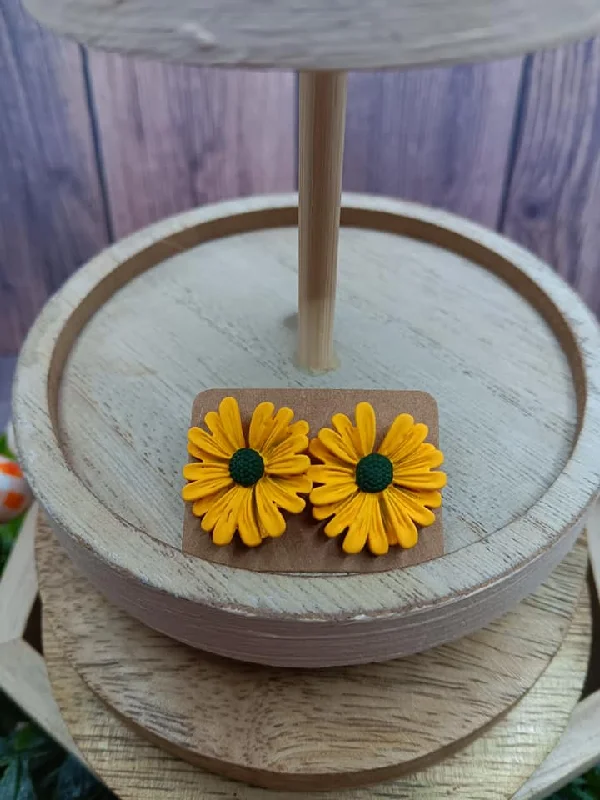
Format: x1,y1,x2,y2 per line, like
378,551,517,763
41,587,592,799
24,0,600,70
36,512,588,789
13,195,600,665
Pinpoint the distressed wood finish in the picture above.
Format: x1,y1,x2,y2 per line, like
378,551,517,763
344,60,523,229
0,505,78,756
87,55,295,238
13,195,600,666
501,40,600,316
36,514,588,790
0,0,108,353
23,0,600,70
516,691,600,799
0,506,37,643
42,586,592,798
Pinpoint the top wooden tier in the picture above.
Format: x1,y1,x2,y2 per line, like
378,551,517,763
24,0,600,70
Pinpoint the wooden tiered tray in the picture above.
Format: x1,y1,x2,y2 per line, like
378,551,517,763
36,513,589,791
14,195,600,668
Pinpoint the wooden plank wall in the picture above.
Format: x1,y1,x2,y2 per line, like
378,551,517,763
1,0,600,363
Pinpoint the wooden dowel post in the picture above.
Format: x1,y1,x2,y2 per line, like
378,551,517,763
298,71,347,372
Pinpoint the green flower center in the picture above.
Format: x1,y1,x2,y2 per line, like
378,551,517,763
229,447,264,487
355,453,393,493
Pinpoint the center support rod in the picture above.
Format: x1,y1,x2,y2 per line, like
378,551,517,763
297,70,348,372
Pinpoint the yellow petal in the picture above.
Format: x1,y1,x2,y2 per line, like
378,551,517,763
366,495,389,555
342,509,369,554
192,488,228,518
308,464,354,484
265,454,311,476
394,442,444,472
355,402,376,457
212,515,237,545
255,480,286,538
378,494,397,545
188,427,230,460
313,502,339,521
218,397,245,451
237,489,262,547
265,434,309,466
211,487,244,544
288,420,309,437
262,476,307,513
205,410,240,455
201,485,240,532
249,402,275,450
310,472,357,492
379,414,414,458
388,486,436,527
311,481,357,506
386,422,429,464
411,489,443,509
182,476,232,501
182,462,230,481
381,488,418,548
323,493,365,537
317,428,359,465
331,413,361,461
188,441,206,460
275,473,312,494
309,438,350,469
262,407,295,454
393,470,447,491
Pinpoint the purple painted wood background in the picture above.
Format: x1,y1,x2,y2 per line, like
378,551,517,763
2,0,600,425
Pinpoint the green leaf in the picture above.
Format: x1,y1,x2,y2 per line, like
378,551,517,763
582,767,600,792
0,434,13,459
13,724,42,753
0,758,36,800
15,760,36,800
0,759,21,798
54,755,112,800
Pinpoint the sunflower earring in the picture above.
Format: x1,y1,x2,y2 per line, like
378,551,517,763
308,402,446,556
182,396,312,547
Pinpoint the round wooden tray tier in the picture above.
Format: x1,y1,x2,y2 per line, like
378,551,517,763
37,514,590,792
14,195,600,667
24,0,600,70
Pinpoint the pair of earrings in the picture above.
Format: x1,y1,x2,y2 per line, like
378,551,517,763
181,396,446,556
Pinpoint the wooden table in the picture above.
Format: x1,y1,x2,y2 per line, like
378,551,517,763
1,503,600,798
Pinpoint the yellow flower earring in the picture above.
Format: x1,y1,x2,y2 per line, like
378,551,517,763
308,402,446,556
182,397,312,547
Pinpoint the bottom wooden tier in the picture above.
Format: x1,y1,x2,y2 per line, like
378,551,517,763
36,515,591,794
42,590,591,799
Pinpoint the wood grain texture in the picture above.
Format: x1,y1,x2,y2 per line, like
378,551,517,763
0,0,108,353
0,505,78,755
501,39,600,317
13,195,600,666
0,505,37,643
23,0,600,70
0,639,78,757
516,691,600,799
36,513,587,790
298,71,346,370
343,60,523,229
87,54,295,238
42,587,592,799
